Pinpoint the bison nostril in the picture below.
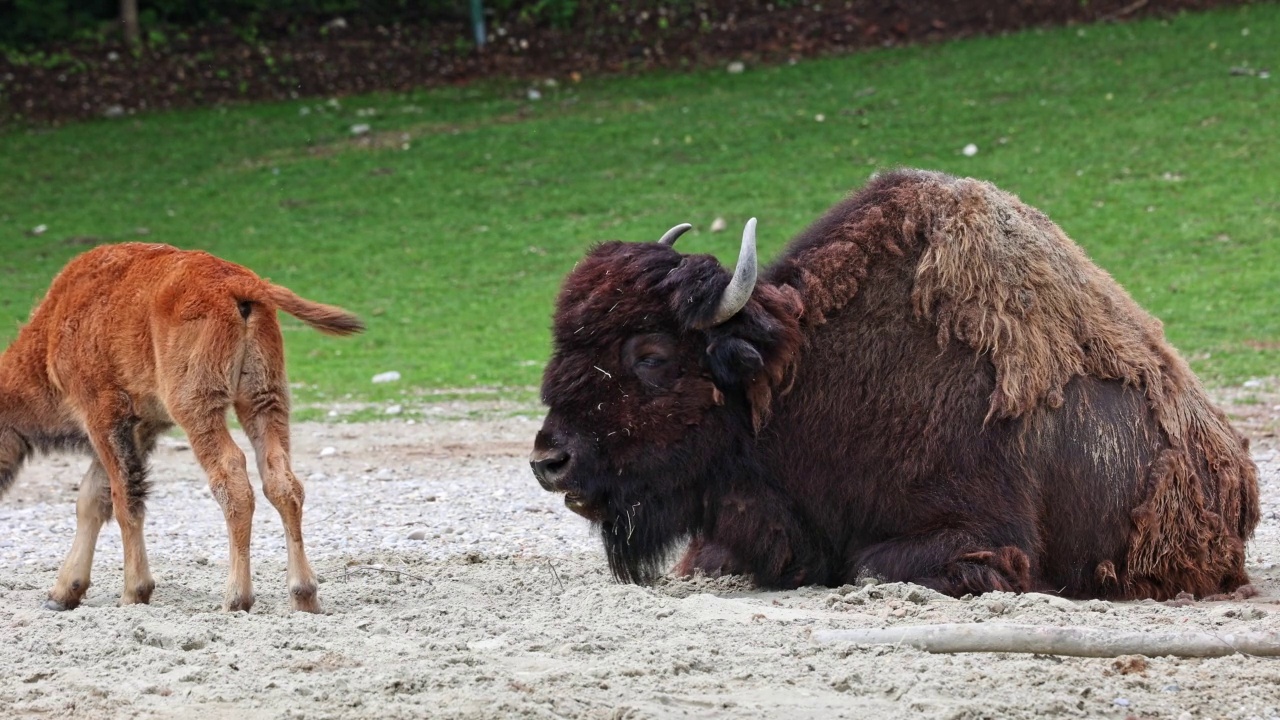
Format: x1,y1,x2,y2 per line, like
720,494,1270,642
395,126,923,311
530,447,572,489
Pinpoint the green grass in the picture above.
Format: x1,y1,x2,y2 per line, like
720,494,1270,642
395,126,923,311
2,5,1278,413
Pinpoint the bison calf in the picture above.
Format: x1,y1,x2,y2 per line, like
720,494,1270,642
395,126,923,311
531,169,1259,600
0,243,362,612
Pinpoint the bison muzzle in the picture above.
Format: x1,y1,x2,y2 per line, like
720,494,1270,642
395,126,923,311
531,169,1259,599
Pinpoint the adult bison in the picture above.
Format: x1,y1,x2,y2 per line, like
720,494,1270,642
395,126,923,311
530,169,1259,600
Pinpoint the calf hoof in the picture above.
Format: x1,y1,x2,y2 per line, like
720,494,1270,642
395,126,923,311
290,582,322,614
45,580,88,611
223,593,255,613
43,596,79,612
120,580,156,606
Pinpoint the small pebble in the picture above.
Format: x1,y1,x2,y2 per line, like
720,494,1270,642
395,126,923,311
319,447,337,458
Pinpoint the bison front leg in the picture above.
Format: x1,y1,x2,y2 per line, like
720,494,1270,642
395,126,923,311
852,531,1036,597
700,493,825,589
673,535,748,579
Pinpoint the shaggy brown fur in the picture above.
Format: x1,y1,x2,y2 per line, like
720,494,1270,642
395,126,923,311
533,169,1258,599
0,243,363,612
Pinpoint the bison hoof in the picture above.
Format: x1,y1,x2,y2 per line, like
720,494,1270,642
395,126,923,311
675,539,743,579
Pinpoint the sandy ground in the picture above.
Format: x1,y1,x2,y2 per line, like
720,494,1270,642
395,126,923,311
2,388,1280,720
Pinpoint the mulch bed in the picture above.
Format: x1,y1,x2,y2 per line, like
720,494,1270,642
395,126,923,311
0,0,1256,125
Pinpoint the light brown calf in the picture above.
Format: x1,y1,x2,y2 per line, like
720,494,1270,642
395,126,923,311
0,243,362,613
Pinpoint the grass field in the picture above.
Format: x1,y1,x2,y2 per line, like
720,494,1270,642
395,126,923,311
1,5,1277,416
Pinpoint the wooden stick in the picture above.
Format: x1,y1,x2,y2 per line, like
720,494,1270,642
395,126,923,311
812,623,1280,658
340,565,431,584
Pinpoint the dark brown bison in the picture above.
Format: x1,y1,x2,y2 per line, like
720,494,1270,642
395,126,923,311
530,169,1259,600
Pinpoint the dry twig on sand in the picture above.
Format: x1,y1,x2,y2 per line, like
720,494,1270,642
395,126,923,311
813,624,1280,658
340,565,431,584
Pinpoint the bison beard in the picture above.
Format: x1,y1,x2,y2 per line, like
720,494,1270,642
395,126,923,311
533,169,1259,600
594,457,701,586
587,409,825,587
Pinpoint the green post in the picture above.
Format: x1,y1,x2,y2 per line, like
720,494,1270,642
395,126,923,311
470,0,486,48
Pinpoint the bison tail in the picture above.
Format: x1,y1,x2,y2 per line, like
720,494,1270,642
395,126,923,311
266,284,364,336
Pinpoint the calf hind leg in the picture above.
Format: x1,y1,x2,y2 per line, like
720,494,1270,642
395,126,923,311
852,530,1036,597
235,399,321,613
175,410,257,612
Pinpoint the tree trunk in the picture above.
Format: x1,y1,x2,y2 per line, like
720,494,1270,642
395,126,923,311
120,0,140,45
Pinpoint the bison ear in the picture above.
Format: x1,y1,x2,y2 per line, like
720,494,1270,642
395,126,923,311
698,283,805,433
706,336,765,388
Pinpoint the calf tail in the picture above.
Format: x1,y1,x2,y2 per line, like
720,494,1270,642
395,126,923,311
265,284,364,336
0,428,31,499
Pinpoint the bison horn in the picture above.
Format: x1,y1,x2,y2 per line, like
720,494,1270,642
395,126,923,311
657,223,693,246
705,217,758,327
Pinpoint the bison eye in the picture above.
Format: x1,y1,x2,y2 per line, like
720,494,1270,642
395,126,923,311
623,333,681,389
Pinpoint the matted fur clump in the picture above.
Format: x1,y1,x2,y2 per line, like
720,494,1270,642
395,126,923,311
535,168,1258,600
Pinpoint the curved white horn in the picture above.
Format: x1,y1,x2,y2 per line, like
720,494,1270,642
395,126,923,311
658,223,693,246
706,217,758,327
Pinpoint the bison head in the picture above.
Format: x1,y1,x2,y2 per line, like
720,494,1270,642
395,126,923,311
531,220,804,583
